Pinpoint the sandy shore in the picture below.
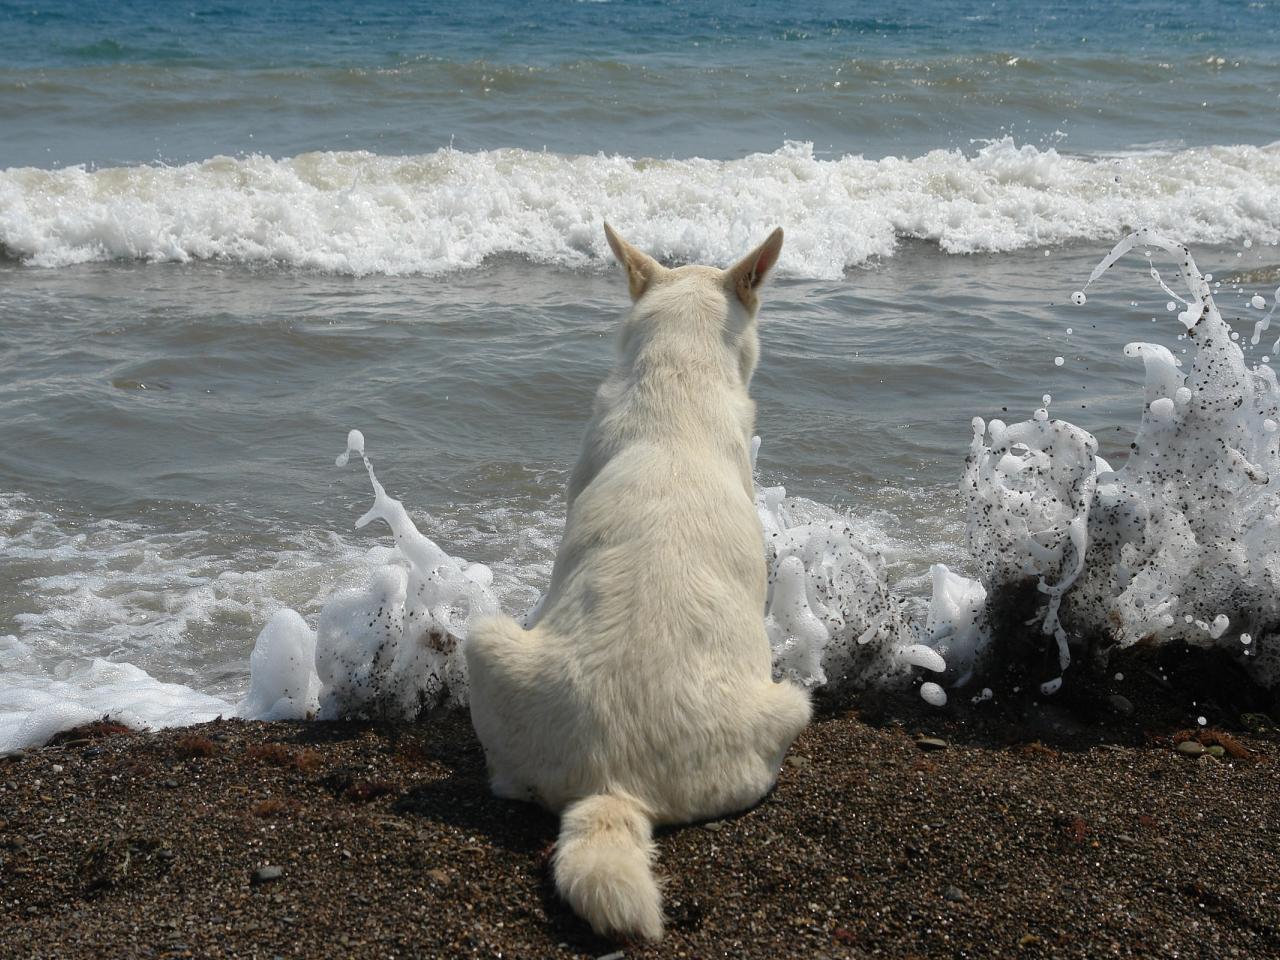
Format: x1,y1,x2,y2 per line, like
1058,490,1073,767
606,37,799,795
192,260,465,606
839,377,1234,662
1,695,1277,960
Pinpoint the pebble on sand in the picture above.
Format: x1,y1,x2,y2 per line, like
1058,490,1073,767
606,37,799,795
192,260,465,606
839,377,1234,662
251,865,284,885
1108,694,1134,717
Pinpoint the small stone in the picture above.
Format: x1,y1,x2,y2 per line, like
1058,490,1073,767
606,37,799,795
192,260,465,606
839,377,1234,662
251,865,284,885
426,868,450,884
1107,694,1133,717
943,885,967,902
915,737,948,751
1176,741,1204,757
163,780,179,789
785,755,810,769
1019,933,1042,947
597,952,626,960
51,764,63,774
702,820,724,832
1206,745,1226,758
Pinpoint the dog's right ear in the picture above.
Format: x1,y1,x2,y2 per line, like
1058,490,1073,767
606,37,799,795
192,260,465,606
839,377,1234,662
604,223,662,301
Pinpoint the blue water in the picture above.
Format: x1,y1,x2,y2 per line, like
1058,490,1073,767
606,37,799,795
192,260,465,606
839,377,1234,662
2,0,1278,167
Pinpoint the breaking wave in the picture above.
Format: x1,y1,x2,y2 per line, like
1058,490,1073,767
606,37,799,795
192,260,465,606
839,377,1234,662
2,139,1278,277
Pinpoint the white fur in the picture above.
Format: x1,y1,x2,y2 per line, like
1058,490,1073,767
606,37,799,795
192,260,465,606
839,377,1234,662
465,225,811,941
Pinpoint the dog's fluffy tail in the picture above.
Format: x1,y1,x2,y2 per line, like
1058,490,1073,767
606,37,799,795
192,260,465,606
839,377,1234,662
553,791,663,941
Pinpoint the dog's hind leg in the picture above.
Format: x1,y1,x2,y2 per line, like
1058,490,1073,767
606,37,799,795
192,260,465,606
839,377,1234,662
465,615,547,799
755,680,812,772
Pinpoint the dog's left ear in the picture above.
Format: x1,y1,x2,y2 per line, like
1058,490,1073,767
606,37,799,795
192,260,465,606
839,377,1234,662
727,227,784,310
604,222,663,301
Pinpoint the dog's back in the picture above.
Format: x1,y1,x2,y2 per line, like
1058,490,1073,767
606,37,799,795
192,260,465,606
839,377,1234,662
466,225,811,941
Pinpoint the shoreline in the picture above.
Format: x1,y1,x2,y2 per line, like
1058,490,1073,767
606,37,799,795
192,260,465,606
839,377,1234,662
2,700,1277,959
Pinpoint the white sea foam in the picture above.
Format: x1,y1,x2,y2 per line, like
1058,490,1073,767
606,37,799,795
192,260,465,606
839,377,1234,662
936,230,1280,692
0,484,552,750
0,648,233,755
239,435,503,722
2,139,1277,278
0,492,378,752
755,460,936,698
0,494,375,680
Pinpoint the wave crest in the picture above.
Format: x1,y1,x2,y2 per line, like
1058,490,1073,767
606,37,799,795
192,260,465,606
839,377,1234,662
1,139,1278,277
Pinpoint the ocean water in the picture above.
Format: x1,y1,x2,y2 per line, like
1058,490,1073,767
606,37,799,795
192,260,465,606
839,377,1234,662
2,0,1279,746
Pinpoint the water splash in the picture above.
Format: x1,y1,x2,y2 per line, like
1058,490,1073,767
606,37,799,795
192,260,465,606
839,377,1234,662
932,229,1280,693
755,444,941,701
242,433,498,721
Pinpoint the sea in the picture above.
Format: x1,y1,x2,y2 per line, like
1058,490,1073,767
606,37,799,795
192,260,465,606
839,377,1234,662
1,0,1278,747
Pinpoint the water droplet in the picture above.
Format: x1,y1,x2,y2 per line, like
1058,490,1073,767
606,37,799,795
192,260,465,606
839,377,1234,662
1166,301,1177,311
1054,356,1065,366
1065,327,1073,335
1070,291,1086,305
1042,393,1052,405
1253,295,1267,309
920,682,947,707
1197,716,1207,726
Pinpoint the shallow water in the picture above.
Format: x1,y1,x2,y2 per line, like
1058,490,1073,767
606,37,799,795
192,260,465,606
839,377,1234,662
3,242,1277,709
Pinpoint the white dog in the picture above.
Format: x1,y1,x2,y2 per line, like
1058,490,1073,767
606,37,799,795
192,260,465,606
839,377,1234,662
465,224,811,941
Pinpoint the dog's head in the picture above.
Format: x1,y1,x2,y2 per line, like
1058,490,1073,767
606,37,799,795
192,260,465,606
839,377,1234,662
603,223,783,388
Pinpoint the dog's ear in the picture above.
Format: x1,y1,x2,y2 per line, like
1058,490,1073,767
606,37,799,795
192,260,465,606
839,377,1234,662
604,223,662,300
727,227,784,310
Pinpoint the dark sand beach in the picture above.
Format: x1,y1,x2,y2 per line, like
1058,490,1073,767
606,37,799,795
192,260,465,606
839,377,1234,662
3,681,1277,960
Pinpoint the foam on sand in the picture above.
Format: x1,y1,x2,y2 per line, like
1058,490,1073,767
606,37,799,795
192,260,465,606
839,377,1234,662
0,641,232,755
2,139,1277,277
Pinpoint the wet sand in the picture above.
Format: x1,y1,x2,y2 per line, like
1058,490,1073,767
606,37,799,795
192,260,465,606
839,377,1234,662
2,694,1277,960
